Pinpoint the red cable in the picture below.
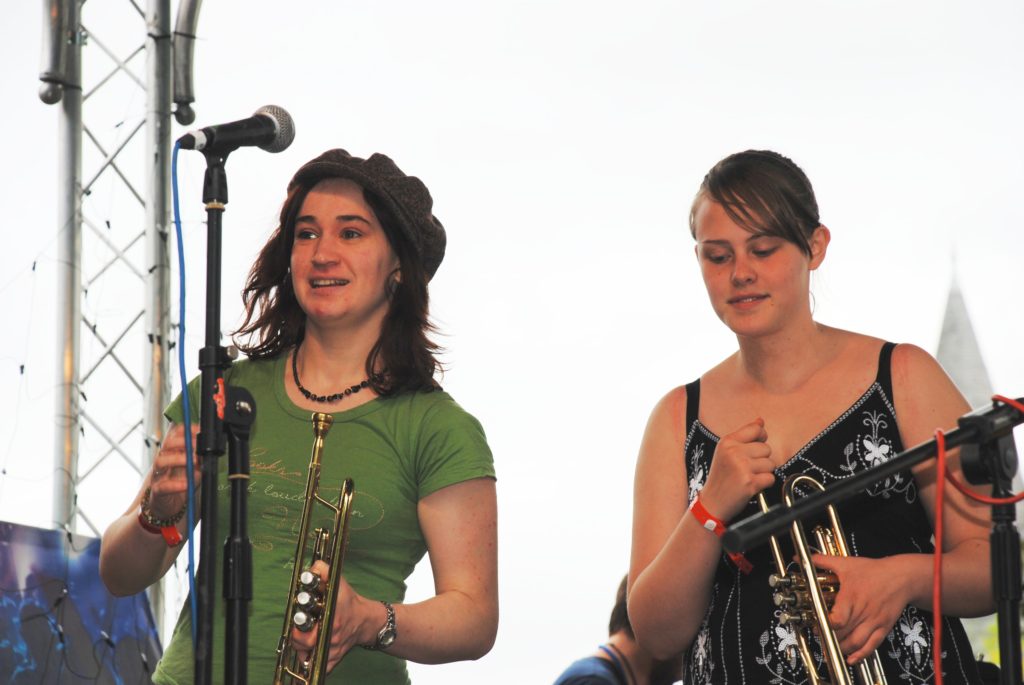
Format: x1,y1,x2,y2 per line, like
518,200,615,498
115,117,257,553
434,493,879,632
992,394,1024,415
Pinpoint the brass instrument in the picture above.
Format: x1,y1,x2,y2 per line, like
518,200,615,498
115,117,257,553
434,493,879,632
758,474,888,685
274,412,355,685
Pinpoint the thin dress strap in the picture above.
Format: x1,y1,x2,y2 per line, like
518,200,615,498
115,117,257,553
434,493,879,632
684,379,701,436
876,341,897,399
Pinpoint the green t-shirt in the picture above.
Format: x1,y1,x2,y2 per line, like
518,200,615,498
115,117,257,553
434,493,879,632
153,354,495,684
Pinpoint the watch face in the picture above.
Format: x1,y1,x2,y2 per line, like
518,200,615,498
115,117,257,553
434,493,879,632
379,629,396,648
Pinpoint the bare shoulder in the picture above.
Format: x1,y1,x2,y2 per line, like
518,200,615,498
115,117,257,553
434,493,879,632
891,341,945,376
649,384,688,434
889,342,970,444
890,343,962,398
633,385,692,536
635,384,691,478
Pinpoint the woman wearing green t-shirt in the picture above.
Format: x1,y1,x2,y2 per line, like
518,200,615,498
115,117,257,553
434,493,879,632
100,149,498,683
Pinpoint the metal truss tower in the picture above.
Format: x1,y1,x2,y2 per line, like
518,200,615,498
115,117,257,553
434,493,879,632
39,0,201,631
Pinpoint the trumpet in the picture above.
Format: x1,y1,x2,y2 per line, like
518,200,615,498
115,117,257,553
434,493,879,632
758,474,887,685
274,412,355,685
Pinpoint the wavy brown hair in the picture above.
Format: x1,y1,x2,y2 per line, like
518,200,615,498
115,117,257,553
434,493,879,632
233,180,442,396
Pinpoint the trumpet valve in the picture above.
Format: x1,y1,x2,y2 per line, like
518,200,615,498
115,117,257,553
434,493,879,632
292,585,325,632
298,569,323,592
778,609,814,628
293,603,322,632
293,610,316,632
778,610,799,626
768,573,791,589
773,591,797,608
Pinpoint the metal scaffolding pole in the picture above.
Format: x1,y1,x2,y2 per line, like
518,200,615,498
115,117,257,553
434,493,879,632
145,0,174,632
42,0,176,534
40,0,178,646
50,0,84,533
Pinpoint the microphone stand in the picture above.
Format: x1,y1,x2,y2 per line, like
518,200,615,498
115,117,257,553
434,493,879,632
223,384,255,685
722,398,1024,685
961,407,1023,685
194,151,254,685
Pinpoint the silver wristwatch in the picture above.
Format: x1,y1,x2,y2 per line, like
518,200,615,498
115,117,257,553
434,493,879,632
364,601,397,650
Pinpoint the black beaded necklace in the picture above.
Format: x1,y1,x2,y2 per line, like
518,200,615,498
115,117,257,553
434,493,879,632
291,348,370,403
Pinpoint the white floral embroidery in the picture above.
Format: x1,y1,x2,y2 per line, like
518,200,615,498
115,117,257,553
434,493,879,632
754,612,813,685
884,606,940,683
863,435,891,466
689,442,706,503
840,410,916,502
694,628,711,672
900,616,928,667
775,624,799,669
687,609,716,683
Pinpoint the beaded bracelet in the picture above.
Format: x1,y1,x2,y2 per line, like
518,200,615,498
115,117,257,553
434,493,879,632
139,487,186,547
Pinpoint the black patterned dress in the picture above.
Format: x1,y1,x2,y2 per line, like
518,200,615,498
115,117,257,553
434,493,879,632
681,342,982,685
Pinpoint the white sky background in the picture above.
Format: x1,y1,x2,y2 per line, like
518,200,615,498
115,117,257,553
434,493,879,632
2,1,1024,683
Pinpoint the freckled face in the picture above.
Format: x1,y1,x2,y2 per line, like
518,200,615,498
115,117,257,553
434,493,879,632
693,198,823,337
290,178,399,333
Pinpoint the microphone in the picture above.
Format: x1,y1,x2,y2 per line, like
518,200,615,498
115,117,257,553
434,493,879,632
178,105,295,154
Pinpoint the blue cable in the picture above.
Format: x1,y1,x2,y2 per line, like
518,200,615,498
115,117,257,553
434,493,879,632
170,141,199,647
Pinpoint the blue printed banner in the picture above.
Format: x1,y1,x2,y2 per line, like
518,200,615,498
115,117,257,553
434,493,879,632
0,520,162,683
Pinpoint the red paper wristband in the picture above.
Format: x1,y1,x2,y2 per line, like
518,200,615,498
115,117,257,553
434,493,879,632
689,495,726,534
689,494,753,574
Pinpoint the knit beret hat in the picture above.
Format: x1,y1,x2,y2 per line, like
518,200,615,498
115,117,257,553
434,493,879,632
289,149,446,279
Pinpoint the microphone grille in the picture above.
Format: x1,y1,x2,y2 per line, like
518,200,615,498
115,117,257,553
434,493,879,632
254,104,295,153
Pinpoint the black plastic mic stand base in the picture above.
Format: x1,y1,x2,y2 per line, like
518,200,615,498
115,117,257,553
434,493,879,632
223,386,255,685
